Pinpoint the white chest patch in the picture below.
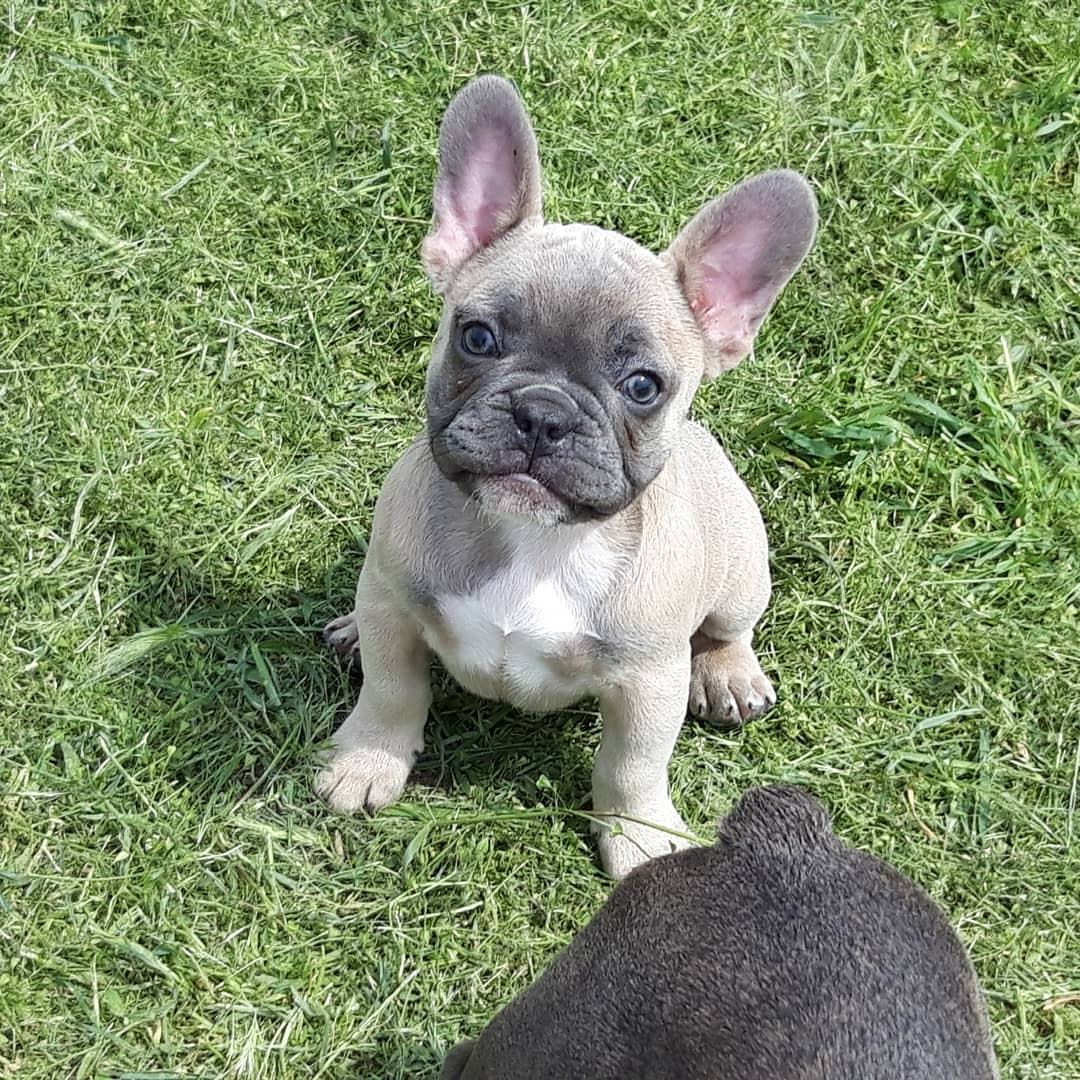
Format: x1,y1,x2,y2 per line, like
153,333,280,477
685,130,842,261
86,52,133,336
426,526,620,711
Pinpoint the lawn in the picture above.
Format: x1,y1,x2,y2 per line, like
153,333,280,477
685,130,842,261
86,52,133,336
1,1,1078,1077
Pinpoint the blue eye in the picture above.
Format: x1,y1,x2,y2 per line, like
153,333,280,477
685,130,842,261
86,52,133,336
461,322,498,357
622,371,661,405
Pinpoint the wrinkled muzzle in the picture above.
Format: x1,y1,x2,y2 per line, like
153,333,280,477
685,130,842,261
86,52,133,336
429,381,635,523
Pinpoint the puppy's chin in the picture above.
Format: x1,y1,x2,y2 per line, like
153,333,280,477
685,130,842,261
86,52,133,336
470,474,574,527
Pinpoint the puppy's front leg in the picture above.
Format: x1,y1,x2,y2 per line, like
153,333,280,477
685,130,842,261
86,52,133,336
316,572,431,814
592,650,693,879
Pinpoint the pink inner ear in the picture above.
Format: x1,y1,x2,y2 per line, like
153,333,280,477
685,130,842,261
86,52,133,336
690,217,778,350
700,219,772,307
689,262,752,354
449,129,519,247
428,127,520,274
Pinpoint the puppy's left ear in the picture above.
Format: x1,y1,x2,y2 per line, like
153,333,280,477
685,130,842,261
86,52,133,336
440,1038,478,1080
664,170,817,378
423,75,543,293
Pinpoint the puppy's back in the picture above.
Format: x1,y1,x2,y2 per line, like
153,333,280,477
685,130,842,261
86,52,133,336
446,786,997,1079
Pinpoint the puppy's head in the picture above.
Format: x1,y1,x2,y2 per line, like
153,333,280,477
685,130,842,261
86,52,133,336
423,75,817,526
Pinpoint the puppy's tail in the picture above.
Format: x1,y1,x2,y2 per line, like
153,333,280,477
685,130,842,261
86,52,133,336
717,784,835,856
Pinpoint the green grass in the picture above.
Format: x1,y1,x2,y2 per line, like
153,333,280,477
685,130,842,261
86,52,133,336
1,1,1078,1076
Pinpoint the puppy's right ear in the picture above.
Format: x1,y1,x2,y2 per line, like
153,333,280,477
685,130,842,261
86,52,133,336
440,1038,478,1080
423,75,543,293
664,170,817,378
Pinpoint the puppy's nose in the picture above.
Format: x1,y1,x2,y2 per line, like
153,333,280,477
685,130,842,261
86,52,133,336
511,386,579,453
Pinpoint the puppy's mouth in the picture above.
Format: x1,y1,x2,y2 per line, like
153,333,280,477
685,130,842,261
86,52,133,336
470,471,569,524
484,472,562,505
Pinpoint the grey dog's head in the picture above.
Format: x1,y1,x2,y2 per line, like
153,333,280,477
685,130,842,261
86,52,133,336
422,76,818,526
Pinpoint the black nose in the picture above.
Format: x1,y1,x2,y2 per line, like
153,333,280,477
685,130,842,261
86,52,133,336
511,386,579,454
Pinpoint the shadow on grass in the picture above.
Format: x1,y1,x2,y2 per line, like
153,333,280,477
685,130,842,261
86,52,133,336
98,529,601,838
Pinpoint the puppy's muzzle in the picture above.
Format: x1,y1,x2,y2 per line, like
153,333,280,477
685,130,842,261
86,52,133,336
510,384,581,459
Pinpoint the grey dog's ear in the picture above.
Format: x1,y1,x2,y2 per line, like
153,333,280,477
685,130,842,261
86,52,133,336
439,1038,477,1080
422,75,543,293
664,170,817,378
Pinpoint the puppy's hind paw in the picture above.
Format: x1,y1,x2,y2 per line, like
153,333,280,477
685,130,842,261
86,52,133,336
689,635,776,728
323,612,359,659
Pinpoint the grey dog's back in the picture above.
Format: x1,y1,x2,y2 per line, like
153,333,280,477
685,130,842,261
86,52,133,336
446,785,997,1079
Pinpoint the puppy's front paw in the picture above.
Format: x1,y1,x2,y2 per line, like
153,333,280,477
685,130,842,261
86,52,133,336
323,612,359,659
689,636,776,728
315,746,410,813
593,805,692,879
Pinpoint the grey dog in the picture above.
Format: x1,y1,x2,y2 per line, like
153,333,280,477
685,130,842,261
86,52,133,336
318,75,817,877
441,785,999,1080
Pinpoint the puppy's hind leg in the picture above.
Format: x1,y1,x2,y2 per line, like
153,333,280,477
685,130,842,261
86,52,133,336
688,626,776,728
323,611,359,659
324,552,377,659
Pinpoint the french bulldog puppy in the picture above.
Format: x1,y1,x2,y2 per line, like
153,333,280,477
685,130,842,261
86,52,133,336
440,785,999,1080
317,75,818,877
